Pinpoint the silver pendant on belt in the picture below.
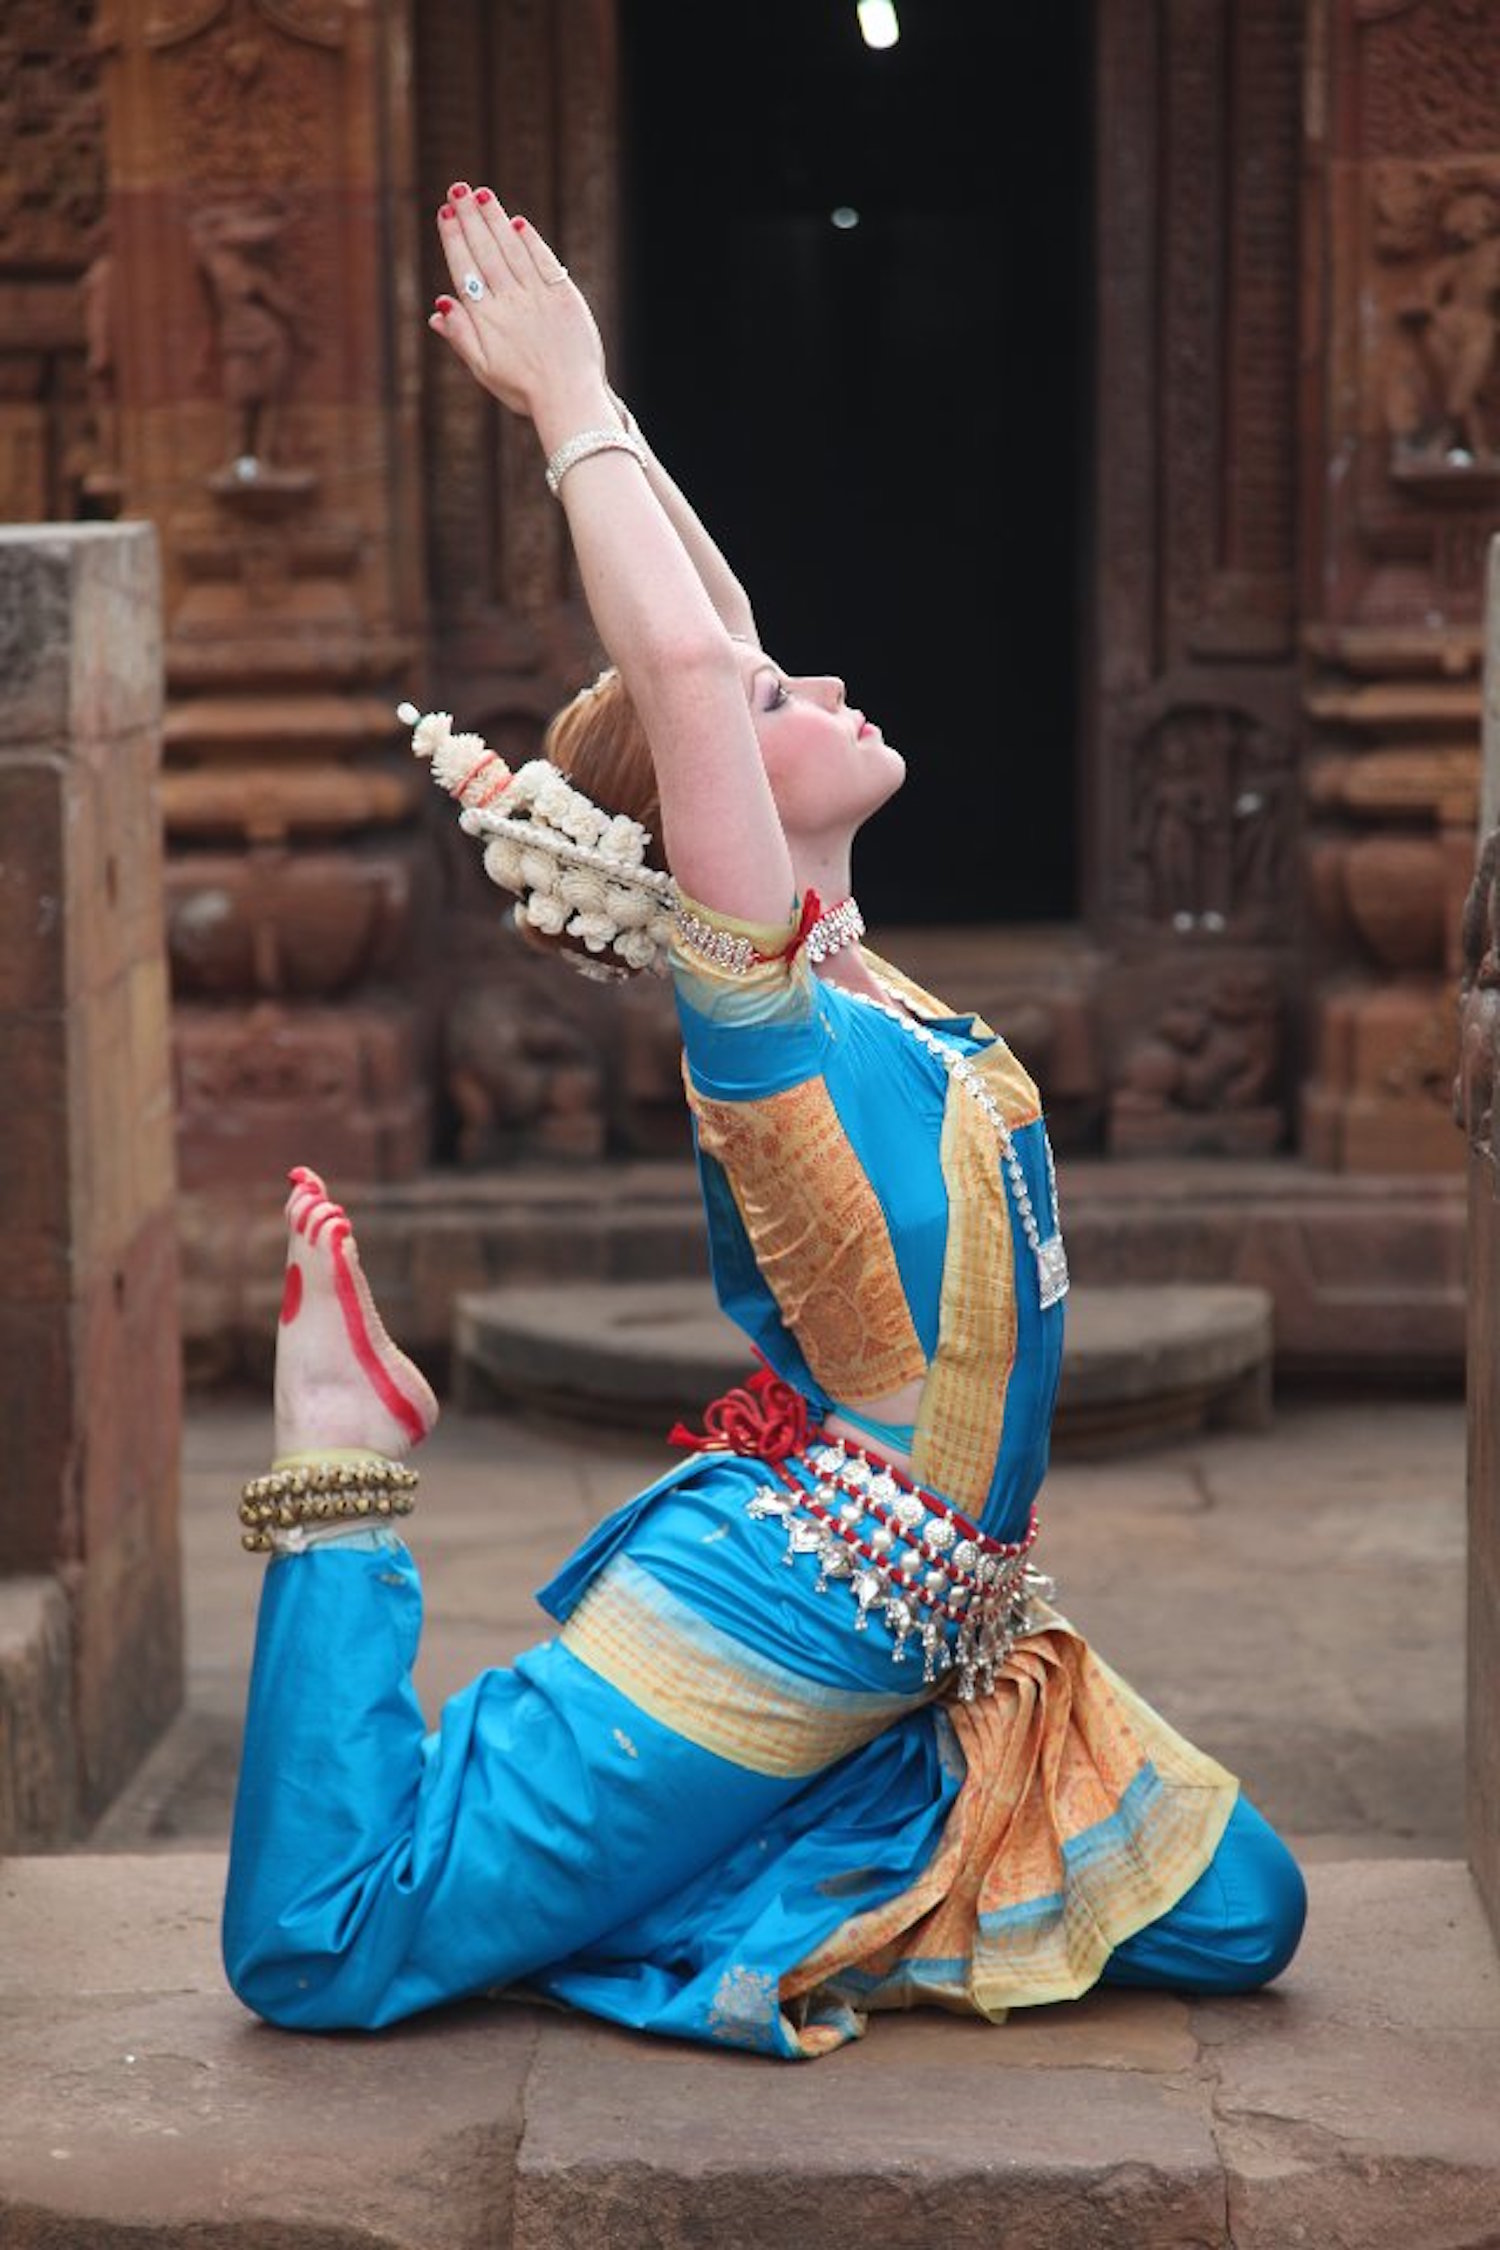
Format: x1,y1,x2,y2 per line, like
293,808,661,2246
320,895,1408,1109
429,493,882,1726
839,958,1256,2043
1035,1232,1069,1312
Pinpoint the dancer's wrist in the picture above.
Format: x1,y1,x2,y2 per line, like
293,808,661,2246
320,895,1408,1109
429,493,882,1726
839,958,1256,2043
608,388,648,452
532,377,616,461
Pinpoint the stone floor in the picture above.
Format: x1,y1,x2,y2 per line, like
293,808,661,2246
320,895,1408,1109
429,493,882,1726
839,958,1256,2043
5,1389,1498,2249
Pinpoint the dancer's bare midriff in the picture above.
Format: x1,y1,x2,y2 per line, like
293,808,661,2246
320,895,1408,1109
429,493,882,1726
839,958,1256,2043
274,1166,439,1462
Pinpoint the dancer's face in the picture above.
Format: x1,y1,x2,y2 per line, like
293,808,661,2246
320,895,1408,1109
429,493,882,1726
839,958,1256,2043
740,647,905,840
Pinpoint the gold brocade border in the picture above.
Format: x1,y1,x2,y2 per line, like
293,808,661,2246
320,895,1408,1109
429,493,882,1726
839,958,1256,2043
781,1627,1241,2023
558,1556,921,1778
687,1073,929,1403
909,1072,1018,1513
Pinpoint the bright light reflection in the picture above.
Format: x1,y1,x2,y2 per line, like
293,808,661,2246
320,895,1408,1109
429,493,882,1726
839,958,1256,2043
857,0,900,50
831,206,860,230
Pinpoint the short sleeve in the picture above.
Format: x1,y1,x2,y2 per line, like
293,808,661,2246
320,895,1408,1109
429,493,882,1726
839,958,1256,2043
670,891,832,1099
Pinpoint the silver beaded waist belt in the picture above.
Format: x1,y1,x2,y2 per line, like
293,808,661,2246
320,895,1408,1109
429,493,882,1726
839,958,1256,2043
668,1369,1055,1702
746,1440,1053,1701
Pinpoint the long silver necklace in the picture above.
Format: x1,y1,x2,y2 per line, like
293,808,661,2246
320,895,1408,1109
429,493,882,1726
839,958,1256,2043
846,973,1070,1311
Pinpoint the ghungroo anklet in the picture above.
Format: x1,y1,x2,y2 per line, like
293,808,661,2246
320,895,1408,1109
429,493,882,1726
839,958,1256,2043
238,1459,419,1553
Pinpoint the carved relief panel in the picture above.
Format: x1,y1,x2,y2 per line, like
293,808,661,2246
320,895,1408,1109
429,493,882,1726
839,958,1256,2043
1299,0,1496,1170
0,0,108,522
1119,704,1298,943
1092,0,1305,1153
94,0,433,1185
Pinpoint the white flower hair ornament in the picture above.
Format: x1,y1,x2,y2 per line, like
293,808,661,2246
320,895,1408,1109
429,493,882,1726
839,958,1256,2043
399,702,679,980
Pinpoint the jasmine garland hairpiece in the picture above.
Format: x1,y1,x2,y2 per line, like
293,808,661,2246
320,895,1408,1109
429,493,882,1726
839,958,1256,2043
400,696,871,984
399,700,679,977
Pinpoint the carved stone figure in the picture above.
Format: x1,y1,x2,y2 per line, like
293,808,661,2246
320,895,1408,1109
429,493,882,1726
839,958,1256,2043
1116,973,1281,1118
1111,972,1283,1155
190,199,298,471
445,982,605,1164
77,224,121,502
1137,726,1217,931
1128,709,1292,937
1379,171,1500,467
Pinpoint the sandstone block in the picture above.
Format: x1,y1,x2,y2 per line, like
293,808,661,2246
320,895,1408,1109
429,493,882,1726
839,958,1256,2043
165,840,424,999
0,523,159,749
514,2020,1227,2250
0,1300,74,1572
0,764,65,1012
0,1017,69,1304
0,1855,535,2250
1205,1860,1500,2250
1468,1146,1500,1945
0,1579,77,1849
174,1001,431,1189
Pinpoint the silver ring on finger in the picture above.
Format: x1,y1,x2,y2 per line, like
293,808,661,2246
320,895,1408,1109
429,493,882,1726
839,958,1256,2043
544,266,570,286
462,271,485,302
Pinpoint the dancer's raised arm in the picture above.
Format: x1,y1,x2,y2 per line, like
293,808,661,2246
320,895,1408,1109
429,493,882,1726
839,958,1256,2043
430,187,788,924
607,389,758,647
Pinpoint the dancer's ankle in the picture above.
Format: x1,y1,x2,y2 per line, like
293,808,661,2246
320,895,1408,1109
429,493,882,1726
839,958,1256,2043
239,1455,419,1555
271,1445,403,1474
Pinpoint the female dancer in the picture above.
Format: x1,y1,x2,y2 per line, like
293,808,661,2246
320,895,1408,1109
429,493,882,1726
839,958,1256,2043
222,185,1306,2056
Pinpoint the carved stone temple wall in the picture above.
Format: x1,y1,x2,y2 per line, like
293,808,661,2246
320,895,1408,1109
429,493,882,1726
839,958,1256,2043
93,0,435,1191
0,0,1483,1385
1091,0,1306,1161
1297,0,1498,1171
1088,0,1495,1182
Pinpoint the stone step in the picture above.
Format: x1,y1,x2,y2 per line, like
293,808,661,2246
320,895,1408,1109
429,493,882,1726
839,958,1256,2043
2,1852,1495,2249
454,1279,1274,1454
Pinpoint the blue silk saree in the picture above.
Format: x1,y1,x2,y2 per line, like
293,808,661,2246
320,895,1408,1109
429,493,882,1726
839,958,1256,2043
223,903,1303,2052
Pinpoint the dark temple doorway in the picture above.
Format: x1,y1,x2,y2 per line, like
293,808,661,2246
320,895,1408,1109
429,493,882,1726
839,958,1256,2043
620,0,1092,925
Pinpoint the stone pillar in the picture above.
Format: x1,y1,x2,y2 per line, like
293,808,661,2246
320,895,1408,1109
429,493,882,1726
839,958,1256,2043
1299,0,1494,1174
1457,533,1500,1945
0,524,182,1835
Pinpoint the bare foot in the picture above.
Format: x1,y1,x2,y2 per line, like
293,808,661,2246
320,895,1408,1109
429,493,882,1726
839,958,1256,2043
273,1167,439,1461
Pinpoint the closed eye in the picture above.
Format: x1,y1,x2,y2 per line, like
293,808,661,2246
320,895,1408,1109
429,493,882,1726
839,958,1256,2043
748,661,791,712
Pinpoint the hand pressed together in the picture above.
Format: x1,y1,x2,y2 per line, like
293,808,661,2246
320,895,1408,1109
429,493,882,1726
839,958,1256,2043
429,182,605,426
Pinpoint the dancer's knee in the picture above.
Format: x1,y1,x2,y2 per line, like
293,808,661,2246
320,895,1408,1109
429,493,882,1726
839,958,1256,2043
1102,1796,1308,1995
223,1895,405,2031
224,1926,350,2030
224,1933,405,2031
1212,1798,1308,1991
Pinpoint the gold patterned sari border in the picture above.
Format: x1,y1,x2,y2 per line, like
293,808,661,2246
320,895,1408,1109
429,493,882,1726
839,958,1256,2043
559,1554,924,1778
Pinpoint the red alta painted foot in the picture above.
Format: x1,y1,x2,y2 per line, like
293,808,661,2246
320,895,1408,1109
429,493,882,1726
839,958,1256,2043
273,1167,439,1460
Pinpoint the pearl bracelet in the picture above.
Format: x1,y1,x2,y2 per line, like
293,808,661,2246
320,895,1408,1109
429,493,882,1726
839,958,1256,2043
544,426,649,497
